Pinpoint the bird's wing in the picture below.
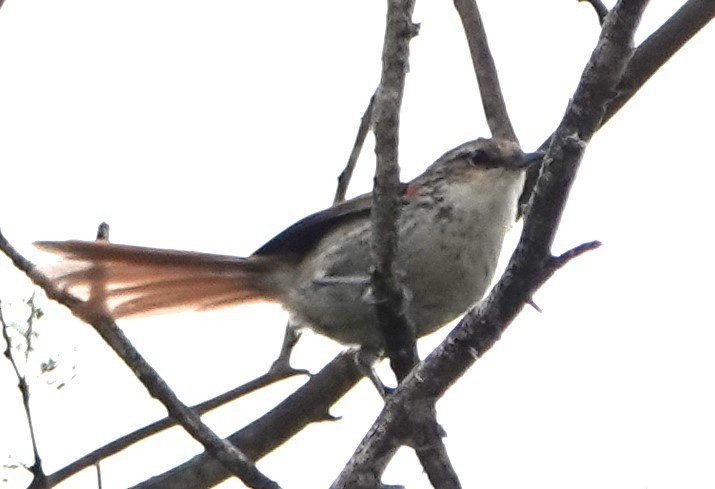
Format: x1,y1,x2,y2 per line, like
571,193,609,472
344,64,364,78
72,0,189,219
253,184,409,257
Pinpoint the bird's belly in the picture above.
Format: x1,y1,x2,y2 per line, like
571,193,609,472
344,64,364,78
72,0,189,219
396,220,502,336
283,210,506,348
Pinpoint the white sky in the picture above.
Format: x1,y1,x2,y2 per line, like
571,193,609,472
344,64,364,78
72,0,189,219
0,1,713,488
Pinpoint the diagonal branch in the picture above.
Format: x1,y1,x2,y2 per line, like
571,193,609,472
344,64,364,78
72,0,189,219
44,367,304,487
334,92,376,205
453,0,517,142
134,352,363,489
521,0,713,211
602,0,715,126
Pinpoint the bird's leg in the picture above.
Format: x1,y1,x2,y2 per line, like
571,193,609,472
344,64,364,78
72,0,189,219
267,321,311,377
353,347,394,399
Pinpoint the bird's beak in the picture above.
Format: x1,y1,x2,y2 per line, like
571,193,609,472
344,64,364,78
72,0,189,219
513,150,545,169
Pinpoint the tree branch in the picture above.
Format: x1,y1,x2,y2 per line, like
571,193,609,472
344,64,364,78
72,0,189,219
346,1,464,487
370,0,420,382
334,92,376,205
603,0,715,126
521,0,713,212
453,0,517,142
134,351,362,489
44,366,304,487
1,300,47,488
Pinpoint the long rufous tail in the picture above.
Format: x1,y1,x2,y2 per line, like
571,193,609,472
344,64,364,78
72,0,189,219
34,240,282,319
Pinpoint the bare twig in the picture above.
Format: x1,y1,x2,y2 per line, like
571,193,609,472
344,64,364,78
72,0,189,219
45,366,304,487
1,301,47,488
334,93,376,204
0,229,280,489
95,222,110,241
550,240,602,268
80,324,279,489
134,351,363,489
453,0,517,142
95,463,102,489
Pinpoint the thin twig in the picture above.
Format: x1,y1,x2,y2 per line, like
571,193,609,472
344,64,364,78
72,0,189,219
95,463,102,489
45,367,304,487
334,93,376,204
0,228,280,489
84,322,279,489
1,301,47,488
134,351,363,489
550,240,602,268
453,0,517,142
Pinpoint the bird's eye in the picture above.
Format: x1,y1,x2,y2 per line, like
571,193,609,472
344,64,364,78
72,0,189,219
466,149,491,167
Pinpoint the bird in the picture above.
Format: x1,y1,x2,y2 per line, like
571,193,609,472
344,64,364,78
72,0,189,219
36,138,540,353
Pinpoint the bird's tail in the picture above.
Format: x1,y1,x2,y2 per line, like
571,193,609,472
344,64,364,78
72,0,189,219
34,240,284,319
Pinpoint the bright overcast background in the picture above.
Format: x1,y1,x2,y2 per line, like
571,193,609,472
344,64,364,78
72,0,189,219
0,1,713,488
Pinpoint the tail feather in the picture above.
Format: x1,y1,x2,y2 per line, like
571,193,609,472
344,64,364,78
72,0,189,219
34,240,281,319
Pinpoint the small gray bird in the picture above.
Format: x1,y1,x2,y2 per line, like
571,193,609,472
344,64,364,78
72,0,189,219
36,138,539,351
